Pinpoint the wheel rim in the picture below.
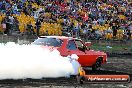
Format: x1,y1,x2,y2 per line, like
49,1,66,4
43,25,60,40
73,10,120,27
96,60,101,68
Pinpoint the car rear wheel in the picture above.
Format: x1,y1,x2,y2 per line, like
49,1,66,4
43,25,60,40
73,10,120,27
92,58,102,71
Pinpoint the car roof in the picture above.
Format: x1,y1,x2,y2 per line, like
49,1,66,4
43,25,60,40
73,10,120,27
39,36,78,40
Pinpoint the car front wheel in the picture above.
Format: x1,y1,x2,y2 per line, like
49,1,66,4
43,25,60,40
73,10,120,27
92,59,102,71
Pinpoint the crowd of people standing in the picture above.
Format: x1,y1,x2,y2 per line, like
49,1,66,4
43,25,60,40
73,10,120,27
0,0,131,40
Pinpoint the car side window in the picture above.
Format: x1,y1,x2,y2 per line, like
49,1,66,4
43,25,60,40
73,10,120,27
75,40,86,51
67,40,77,50
75,40,84,48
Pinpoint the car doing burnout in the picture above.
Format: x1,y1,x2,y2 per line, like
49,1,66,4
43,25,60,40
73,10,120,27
32,36,107,70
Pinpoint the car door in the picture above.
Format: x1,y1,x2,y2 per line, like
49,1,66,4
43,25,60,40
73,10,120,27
74,40,89,66
66,39,87,66
75,40,97,66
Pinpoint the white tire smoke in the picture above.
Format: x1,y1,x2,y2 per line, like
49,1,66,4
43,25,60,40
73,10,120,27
0,42,81,79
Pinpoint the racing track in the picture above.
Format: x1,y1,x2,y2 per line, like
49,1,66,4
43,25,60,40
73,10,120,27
0,56,132,88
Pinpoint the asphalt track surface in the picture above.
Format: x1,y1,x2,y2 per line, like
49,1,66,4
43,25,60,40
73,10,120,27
0,56,132,88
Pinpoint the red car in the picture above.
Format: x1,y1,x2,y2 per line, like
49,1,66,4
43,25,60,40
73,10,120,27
32,36,107,70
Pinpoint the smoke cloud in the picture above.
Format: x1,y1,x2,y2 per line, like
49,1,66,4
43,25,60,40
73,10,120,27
0,42,80,80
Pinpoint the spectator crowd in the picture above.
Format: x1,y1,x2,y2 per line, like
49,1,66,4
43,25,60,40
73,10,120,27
0,0,131,40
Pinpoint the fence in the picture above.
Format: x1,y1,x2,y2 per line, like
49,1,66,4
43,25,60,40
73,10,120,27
0,34,132,56
0,34,132,45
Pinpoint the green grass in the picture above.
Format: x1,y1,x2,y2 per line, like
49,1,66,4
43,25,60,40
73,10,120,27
91,44,132,53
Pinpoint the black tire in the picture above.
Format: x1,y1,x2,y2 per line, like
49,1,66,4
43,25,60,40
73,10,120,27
92,59,102,71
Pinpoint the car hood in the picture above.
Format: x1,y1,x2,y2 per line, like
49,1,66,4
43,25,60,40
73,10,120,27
89,50,107,55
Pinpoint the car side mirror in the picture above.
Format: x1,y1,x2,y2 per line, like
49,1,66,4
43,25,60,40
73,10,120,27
85,42,91,47
85,42,91,50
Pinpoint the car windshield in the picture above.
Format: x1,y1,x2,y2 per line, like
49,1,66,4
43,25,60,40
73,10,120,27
32,37,63,47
